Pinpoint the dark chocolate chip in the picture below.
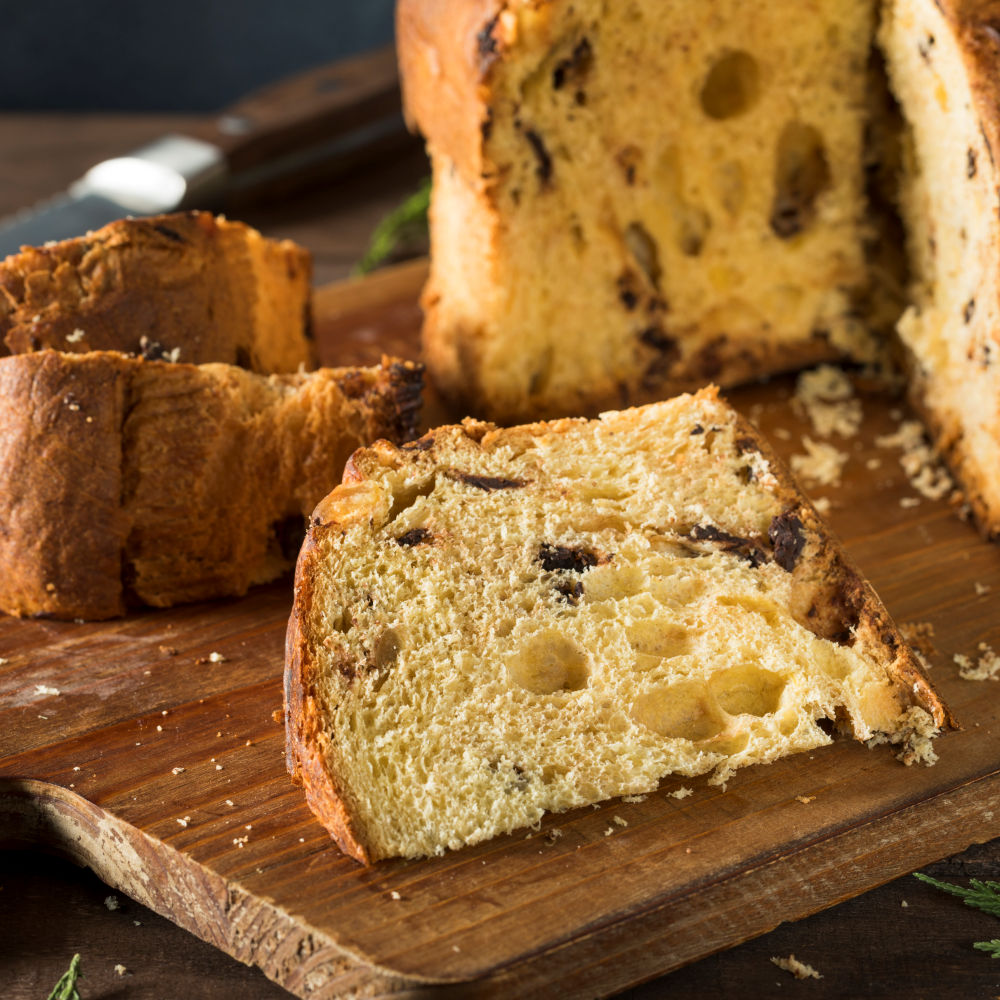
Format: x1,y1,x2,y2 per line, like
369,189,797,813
769,511,806,572
552,37,593,91
689,523,768,567
555,579,585,603
734,435,760,454
476,14,501,70
538,543,598,573
524,128,553,186
453,472,527,491
396,527,432,547
691,424,705,435
964,298,976,323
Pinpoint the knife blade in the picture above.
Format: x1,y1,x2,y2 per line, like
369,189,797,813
0,45,410,258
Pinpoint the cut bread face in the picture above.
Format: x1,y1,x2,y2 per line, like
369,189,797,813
881,0,1000,537
286,389,948,863
399,0,883,423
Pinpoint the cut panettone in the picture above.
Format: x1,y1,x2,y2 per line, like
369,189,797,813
398,0,884,423
0,351,422,620
285,388,948,863
0,212,314,373
880,0,1000,538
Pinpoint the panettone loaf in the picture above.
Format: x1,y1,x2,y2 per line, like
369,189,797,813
881,0,1000,538
398,0,883,423
0,212,314,373
0,351,421,620
285,388,948,863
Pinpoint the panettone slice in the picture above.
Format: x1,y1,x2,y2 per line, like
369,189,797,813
285,388,949,863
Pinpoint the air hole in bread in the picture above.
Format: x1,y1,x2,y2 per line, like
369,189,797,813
387,477,435,521
771,122,831,238
676,205,711,256
624,221,662,289
708,665,785,717
714,159,746,217
630,681,724,741
507,632,590,694
626,619,691,658
700,50,761,120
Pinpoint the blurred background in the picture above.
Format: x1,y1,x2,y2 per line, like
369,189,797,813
1,0,395,110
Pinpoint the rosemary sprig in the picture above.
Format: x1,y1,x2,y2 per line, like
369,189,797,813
915,872,1000,956
47,953,82,1000
913,872,1000,918
355,176,431,275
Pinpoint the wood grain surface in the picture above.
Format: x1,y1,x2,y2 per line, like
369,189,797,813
4,254,1000,998
5,111,1000,1000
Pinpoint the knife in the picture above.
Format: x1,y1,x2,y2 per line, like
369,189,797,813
0,45,411,258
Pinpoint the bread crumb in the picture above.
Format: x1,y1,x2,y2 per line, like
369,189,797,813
176,816,191,828
976,582,992,596
114,964,128,976
876,420,955,501
34,684,60,696
159,645,177,656
772,426,792,440
604,827,615,837
866,707,939,766
171,767,185,775
622,794,647,803
104,895,120,911
197,651,228,664
865,457,882,470
790,437,848,486
955,643,1000,682
216,764,224,771
771,955,822,980
226,799,234,806
66,328,86,343
390,890,401,900
795,795,816,804
668,787,694,800
233,835,249,848
133,920,141,926
900,899,908,908
899,496,920,509
794,365,862,438
613,815,628,827
544,828,564,844
811,496,832,515
156,725,162,732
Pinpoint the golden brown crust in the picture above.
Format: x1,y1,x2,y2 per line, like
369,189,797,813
396,0,504,183
0,351,422,620
0,211,315,373
285,527,375,865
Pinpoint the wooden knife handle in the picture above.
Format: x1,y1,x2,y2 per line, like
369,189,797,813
188,45,406,177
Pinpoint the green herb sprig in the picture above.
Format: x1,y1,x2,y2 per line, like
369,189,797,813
355,176,431,275
47,953,82,999
915,872,1000,956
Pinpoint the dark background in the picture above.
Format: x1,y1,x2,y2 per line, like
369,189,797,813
0,0,395,111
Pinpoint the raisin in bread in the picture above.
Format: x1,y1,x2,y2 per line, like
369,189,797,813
0,212,314,372
880,0,1000,538
0,351,421,620
285,388,948,862
398,0,883,423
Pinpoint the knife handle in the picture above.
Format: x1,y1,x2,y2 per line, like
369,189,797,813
187,44,413,197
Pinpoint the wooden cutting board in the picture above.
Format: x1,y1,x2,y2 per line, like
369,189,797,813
4,260,1000,999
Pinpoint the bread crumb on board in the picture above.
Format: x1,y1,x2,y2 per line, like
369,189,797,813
771,954,822,980
793,365,863,438
790,437,848,487
796,795,817,804
955,643,1000,682
104,895,119,911
865,707,939,767
876,420,955,501
668,787,694,800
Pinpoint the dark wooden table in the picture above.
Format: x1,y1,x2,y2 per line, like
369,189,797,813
3,111,1000,1000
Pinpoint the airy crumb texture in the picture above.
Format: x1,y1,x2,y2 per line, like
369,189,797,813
286,389,948,862
400,0,882,422
771,955,823,980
